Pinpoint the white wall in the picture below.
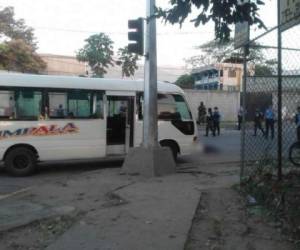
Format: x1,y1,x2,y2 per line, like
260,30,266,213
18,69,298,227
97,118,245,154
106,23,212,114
184,90,240,122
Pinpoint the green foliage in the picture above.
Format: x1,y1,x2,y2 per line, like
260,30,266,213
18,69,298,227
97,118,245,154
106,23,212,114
116,46,139,78
254,64,275,76
0,7,46,73
175,74,195,89
76,33,114,78
0,7,36,48
186,39,277,76
156,0,266,42
0,39,46,73
186,38,267,68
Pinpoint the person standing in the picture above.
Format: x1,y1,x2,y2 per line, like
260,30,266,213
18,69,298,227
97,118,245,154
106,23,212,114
253,108,265,136
237,106,244,130
213,107,221,136
205,108,215,136
198,102,206,125
294,106,300,141
265,105,275,139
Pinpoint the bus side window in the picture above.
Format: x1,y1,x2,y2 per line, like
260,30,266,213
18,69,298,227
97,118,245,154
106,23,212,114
14,90,42,120
136,93,143,120
48,92,68,118
92,92,104,119
0,91,15,120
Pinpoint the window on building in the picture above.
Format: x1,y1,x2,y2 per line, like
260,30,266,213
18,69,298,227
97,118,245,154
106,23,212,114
228,69,236,78
220,70,223,77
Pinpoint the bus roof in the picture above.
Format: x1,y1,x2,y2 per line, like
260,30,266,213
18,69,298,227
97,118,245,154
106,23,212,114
0,73,184,94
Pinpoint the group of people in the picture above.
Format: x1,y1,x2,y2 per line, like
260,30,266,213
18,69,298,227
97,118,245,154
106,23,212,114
198,102,221,137
238,105,279,140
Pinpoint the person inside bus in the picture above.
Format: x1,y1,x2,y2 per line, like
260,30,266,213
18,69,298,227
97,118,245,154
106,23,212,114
67,112,75,119
56,104,65,118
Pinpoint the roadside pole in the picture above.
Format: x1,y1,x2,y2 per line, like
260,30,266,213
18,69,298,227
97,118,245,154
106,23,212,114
143,0,158,148
121,0,176,177
241,45,248,182
277,0,283,181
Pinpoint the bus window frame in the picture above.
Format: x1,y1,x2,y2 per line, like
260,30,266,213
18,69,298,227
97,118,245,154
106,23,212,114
0,86,105,121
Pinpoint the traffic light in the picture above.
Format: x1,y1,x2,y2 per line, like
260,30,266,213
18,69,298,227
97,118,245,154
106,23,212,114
128,18,144,55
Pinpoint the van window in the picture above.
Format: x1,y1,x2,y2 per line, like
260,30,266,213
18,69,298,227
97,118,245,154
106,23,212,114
48,90,103,119
15,90,42,120
0,91,15,119
158,94,192,121
0,89,42,120
137,93,192,121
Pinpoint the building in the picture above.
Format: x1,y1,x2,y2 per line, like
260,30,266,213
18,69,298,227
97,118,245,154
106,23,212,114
39,54,186,83
40,54,88,76
191,63,243,91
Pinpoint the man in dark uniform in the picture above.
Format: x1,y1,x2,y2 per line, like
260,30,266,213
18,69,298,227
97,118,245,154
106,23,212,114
198,102,206,125
213,107,221,136
265,105,275,139
253,108,265,136
205,108,215,136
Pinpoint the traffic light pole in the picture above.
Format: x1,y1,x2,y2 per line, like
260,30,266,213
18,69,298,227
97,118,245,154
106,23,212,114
121,0,176,177
143,0,158,147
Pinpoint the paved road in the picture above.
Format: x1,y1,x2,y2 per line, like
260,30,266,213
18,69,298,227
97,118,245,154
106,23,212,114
0,129,241,197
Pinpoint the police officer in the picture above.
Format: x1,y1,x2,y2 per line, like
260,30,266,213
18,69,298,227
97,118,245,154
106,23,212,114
253,108,265,136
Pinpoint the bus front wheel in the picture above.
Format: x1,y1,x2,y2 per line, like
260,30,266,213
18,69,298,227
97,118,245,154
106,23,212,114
5,147,37,176
160,141,178,161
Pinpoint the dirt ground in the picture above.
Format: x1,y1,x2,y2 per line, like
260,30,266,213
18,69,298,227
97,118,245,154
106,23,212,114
185,188,295,250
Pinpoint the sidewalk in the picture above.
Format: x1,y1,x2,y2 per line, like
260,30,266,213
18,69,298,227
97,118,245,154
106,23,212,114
0,168,203,250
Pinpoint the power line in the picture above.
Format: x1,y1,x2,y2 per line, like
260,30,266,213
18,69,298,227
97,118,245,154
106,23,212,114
33,26,214,35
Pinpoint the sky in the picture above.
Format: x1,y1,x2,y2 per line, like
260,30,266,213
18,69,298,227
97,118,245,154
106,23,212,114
1,0,277,68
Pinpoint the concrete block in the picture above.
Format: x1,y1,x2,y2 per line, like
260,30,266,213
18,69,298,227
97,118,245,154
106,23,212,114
121,146,176,177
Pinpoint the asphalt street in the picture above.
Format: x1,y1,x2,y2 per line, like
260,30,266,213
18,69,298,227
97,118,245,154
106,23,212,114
0,129,242,198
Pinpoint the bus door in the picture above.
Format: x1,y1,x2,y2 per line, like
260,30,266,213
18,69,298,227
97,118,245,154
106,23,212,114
106,92,135,155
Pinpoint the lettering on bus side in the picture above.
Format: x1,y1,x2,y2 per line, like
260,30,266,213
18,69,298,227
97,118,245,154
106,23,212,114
0,123,79,140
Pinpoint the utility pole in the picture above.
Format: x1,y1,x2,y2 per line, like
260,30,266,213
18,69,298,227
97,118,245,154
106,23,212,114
143,0,158,147
121,0,176,177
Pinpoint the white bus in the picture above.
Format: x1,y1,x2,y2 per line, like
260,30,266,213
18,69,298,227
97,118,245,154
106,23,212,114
0,73,198,176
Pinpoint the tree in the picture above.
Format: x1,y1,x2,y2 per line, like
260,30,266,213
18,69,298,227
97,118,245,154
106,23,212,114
116,46,139,78
0,7,46,73
0,39,46,73
185,38,276,76
185,38,267,68
157,0,266,41
175,74,195,89
76,33,114,78
0,7,36,48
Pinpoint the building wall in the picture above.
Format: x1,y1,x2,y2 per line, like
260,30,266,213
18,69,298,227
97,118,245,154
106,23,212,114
192,63,243,91
184,89,240,122
39,54,186,82
40,54,87,76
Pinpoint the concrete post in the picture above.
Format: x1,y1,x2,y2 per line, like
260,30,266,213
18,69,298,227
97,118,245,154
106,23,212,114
121,0,176,177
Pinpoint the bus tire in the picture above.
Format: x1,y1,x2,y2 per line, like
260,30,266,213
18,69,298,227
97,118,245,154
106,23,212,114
4,147,37,176
160,141,178,161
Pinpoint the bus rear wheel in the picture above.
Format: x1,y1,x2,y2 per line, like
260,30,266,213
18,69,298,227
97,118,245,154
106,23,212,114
5,147,37,176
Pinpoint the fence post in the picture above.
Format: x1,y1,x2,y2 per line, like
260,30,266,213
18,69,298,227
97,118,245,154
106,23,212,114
277,0,283,181
241,45,248,182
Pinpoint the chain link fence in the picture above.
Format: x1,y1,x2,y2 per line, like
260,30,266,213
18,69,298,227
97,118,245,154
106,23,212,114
241,24,300,179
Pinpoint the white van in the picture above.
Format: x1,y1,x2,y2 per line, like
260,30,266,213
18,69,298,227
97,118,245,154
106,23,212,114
0,73,198,176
